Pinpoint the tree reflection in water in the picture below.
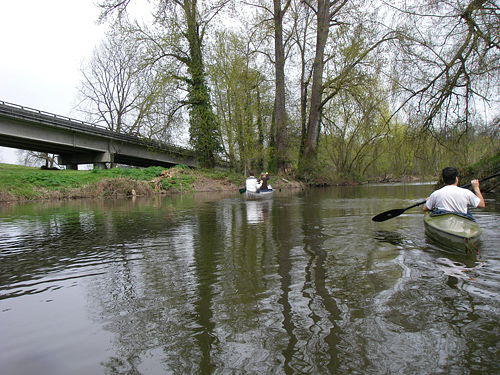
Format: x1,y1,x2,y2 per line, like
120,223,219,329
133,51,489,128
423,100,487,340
1,185,500,374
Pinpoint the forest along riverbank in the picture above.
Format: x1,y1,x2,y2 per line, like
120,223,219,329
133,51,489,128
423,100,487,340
0,163,305,203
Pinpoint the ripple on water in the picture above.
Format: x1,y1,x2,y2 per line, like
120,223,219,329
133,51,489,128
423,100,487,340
1,191,500,374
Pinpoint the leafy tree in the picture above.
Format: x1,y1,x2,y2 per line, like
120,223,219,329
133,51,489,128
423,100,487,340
81,0,500,179
97,0,227,168
208,30,273,172
321,74,391,181
242,0,293,174
298,0,398,178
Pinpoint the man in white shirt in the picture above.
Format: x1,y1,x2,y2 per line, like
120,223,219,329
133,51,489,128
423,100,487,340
423,167,485,220
245,171,262,193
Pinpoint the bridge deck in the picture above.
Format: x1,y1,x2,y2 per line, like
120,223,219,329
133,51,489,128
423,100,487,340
0,101,199,169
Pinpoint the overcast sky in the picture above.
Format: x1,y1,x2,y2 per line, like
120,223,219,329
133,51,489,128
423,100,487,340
0,0,107,164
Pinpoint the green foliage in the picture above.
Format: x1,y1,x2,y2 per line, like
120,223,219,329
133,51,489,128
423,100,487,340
22,173,79,188
90,166,165,180
188,88,221,168
197,168,242,186
0,166,92,199
72,0,500,183
208,30,274,173
159,179,173,190
159,172,197,192
173,164,190,170
465,152,500,177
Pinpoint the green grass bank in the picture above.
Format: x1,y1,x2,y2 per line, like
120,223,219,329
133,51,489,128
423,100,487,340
0,164,305,203
2,153,498,203
0,164,246,202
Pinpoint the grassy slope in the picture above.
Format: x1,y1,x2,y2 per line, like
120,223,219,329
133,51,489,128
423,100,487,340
0,164,244,202
465,152,500,178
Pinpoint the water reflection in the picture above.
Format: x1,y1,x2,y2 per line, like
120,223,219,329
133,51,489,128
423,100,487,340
1,186,500,374
245,200,272,224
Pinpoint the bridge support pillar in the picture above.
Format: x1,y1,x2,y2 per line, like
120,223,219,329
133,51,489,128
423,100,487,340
58,152,114,169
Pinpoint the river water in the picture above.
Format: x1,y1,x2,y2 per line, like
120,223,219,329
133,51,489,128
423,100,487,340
1,184,500,375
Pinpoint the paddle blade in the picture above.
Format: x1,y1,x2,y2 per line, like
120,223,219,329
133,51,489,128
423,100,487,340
239,187,246,194
372,200,427,222
372,208,406,222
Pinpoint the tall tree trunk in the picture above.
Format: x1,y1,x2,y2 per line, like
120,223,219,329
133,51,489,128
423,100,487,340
295,5,313,159
256,89,265,172
185,0,220,168
299,46,310,159
301,0,330,171
273,0,289,174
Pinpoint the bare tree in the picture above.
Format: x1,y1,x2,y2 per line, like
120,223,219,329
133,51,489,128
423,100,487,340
289,0,315,158
389,0,500,135
17,150,59,169
299,0,349,172
77,33,160,136
272,0,292,173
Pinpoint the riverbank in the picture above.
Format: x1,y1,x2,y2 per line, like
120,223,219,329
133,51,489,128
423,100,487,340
2,161,499,203
0,163,305,203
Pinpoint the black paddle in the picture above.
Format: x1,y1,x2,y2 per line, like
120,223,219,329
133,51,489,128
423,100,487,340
371,171,500,222
239,187,246,194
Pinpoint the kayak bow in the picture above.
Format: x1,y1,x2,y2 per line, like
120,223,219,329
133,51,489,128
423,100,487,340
423,212,481,252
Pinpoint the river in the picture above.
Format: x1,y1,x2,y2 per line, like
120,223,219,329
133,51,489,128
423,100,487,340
1,184,499,374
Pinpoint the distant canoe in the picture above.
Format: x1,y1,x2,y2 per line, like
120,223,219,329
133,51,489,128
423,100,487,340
244,189,273,201
424,212,481,252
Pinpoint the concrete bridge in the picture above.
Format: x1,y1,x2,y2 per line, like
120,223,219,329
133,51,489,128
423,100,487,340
0,101,199,169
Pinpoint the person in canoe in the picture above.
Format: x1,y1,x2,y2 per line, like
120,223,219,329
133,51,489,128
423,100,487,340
245,171,262,193
423,167,485,221
258,172,272,191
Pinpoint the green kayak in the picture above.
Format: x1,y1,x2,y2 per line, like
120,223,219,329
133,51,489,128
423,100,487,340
424,212,482,252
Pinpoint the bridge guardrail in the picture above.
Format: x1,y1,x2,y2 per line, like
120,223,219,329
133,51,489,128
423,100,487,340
0,101,196,157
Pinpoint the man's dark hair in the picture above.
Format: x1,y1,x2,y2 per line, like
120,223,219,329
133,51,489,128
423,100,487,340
249,170,255,176
442,167,458,185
